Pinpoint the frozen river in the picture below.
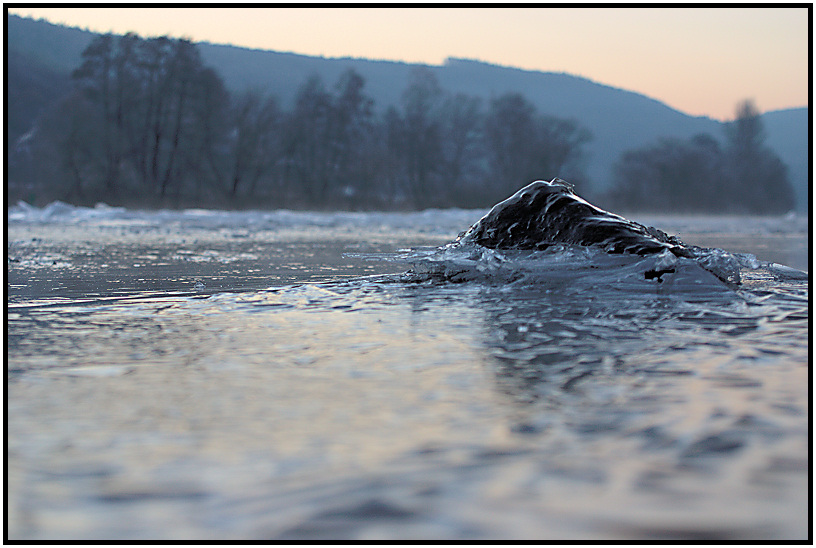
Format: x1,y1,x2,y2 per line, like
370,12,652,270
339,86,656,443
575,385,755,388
6,202,810,540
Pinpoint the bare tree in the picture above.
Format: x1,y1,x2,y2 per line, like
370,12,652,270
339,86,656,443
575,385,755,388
67,34,232,205
226,91,280,199
401,67,444,207
723,99,794,213
607,100,794,213
483,93,590,202
438,93,485,205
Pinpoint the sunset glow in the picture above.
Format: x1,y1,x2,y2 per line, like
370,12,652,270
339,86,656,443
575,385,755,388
7,6,809,121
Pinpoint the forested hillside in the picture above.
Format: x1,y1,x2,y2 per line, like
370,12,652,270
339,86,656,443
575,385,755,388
7,49,70,146
11,31,596,209
7,13,807,212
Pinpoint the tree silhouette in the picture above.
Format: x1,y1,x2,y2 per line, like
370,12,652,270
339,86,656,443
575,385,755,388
20,31,594,211
484,93,590,202
608,100,794,214
438,93,485,206
329,69,375,202
67,33,232,204
723,100,794,213
225,92,280,199
400,67,444,207
609,134,724,212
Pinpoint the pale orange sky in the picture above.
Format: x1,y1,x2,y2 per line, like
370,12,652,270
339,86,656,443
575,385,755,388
8,6,809,121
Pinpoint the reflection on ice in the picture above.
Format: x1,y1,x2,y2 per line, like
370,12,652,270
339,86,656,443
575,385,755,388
7,256,808,539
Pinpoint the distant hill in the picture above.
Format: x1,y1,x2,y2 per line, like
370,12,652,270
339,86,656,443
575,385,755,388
6,13,809,211
197,45,724,189
5,13,95,72
7,49,70,146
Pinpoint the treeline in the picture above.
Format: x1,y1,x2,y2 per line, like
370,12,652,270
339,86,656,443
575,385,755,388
11,33,591,210
605,100,795,214
10,32,795,214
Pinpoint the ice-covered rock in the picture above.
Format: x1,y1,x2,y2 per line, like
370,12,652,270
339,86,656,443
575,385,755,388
451,178,744,285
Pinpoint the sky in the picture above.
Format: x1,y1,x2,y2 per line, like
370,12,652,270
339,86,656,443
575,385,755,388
8,6,809,121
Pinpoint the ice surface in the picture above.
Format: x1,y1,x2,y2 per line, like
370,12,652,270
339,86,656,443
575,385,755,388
8,200,485,235
387,241,746,289
6,203,810,540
